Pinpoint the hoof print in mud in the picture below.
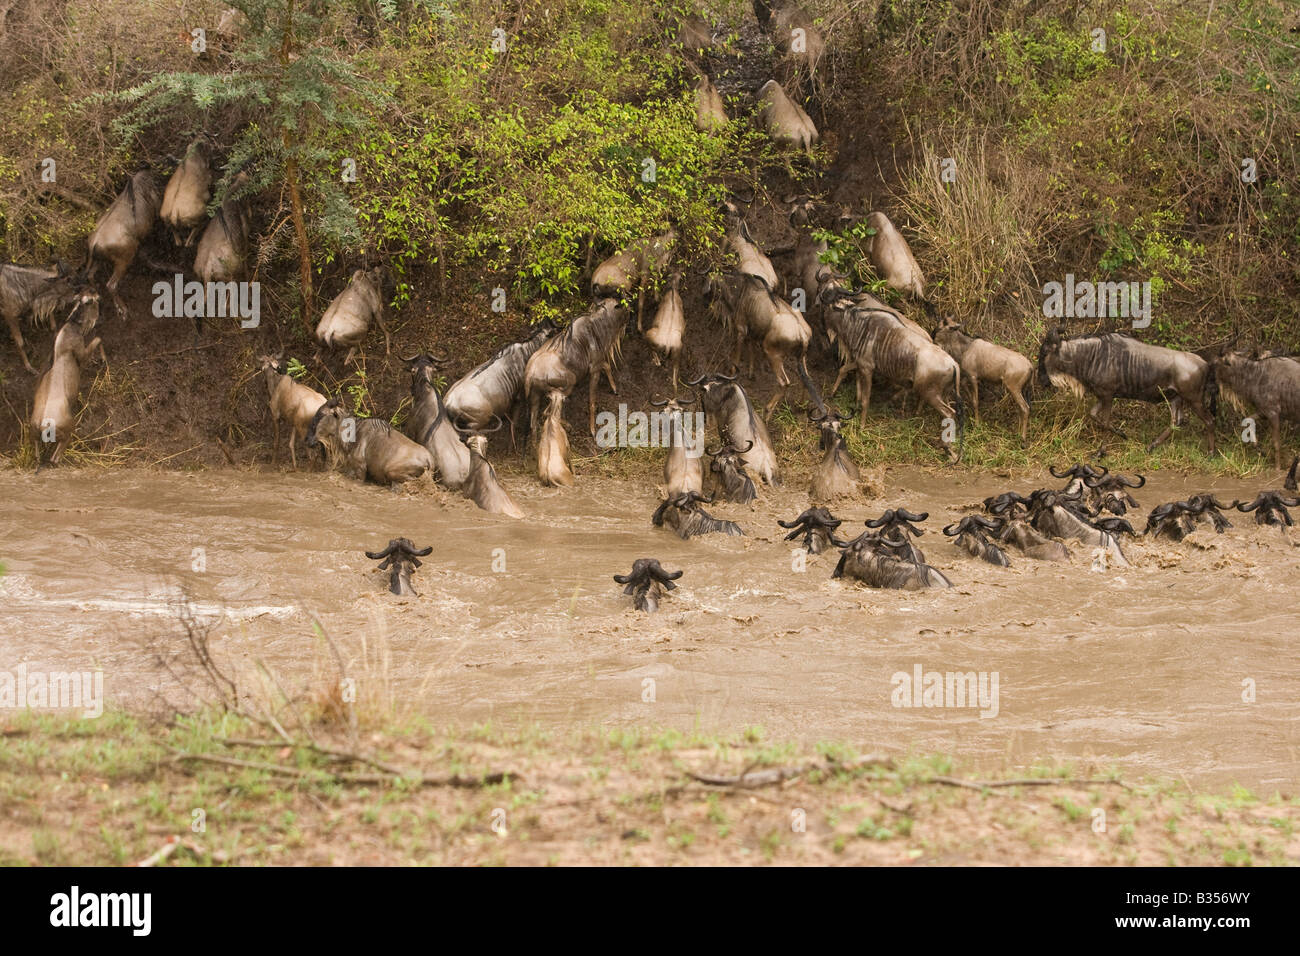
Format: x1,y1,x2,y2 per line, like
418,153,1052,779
613,558,683,613
365,538,432,596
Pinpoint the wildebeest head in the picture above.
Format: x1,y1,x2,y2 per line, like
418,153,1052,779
942,514,1010,567
305,396,348,450
66,290,100,332
777,506,846,554
613,557,684,613
364,538,432,596
1037,327,1066,387
707,438,756,503
686,371,738,415
1236,491,1300,526
403,352,448,390
983,491,1031,519
809,405,847,452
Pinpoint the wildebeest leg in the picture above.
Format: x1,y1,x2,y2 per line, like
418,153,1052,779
856,364,874,425
589,373,599,436
106,262,129,318
4,314,36,374
604,363,617,395
1089,395,1125,439
967,372,980,425
1009,378,1030,440
763,346,790,419
272,417,281,465
1269,411,1283,470
289,428,300,470
830,358,853,398
1147,398,1180,451
729,322,745,376
670,351,680,395
343,346,358,367
528,390,541,449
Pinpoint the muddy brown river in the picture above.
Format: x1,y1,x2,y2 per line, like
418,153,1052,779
2,465,1297,790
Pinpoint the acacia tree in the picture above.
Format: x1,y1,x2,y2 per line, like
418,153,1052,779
101,0,382,328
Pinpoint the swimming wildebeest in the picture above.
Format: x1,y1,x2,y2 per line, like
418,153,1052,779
85,170,161,317
777,507,846,555
863,508,930,564
704,270,820,419
1211,349,1300,470
365,539,432,596
689,372,780,485
832,530,952,590
1026,488,1129,567
1235,491,1300,527
160,136,215,246
315,267,388,366
707,439,757,504
1143,495,1235,541
652,491,744,539
1052,463,1146,515
613,558,684,613
1037,329,1216,453
525,298,628,439
443,320,556,439
259,354,326,469
934,317,1032,439
943,516,1011,567
808,405,860,500
404,353,473,490
1,261,81,373
30,292,104,472
982,493,1073,561
821,289,964,460
306,397,433,486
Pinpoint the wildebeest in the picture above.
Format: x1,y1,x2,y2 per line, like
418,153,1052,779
707,439,757,504
1037,329,1216,453
863,508,929,563
677,14,714,52
536,389,574,487
404,353,472,490
651,395,704,496
315,267,388,366
942,515,1010,566
1286,456,1298,492
160,136,215,246
30,292,104,471
443,320,556,440
85,170,161,316
591,230,675,330
982,492,1072,561
1051,463,1146,515
705,271,818,418
832,530,952,590
756,79,818,155
689,372,779,484
365,539,432,596
1027,488,1129,566
863,211,926,304
694,74,729,132
1235,491,1300,527
777,507,845,555
259,354,326,469
306,397,433,486
613,558,684,613
721,201,779,289
934,318,1032,439
1145,495,1237,540
193,170,251,292
525,298,629,438
459,423,525,518
753,1,826,96
821,289,963,459
809,406,860,500
644,272,686,393
1,261,81,373
1212,350,1300,469
652,491,744,539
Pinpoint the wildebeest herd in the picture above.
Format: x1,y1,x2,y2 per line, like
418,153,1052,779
3,2,1297,606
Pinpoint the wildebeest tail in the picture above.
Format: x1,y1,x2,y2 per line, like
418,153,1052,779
951,365,965,464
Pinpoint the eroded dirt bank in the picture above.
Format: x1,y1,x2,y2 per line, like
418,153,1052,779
2,465,1297,791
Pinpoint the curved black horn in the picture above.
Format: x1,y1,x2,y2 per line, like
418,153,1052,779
364,544,396,560
897,509,929,522
942,522,961,536
685,373,707,386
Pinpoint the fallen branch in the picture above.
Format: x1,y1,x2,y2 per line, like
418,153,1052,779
169,748,518,788
686,753,895,789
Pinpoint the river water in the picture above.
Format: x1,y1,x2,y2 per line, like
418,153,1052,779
2,465,1296,789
